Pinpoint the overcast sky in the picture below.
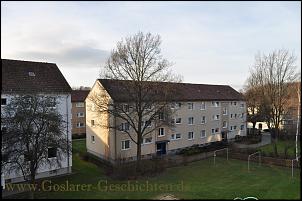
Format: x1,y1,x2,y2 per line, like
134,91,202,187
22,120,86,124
1,1,301,90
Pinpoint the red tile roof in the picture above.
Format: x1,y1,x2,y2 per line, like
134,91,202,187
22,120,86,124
71,90,90,102
2,59,72,94
98,79,244,102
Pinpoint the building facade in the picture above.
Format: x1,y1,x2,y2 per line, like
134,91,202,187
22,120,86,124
86,79,247,163
71,90,90,136
1,59,72,184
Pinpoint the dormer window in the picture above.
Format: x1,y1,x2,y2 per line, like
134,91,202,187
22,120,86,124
28,72,35,77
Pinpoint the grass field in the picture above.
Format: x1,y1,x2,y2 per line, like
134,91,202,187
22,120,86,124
6,139,301,199
258,140,300,158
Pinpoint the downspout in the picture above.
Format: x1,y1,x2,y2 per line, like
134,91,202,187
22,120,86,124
66,94,70,173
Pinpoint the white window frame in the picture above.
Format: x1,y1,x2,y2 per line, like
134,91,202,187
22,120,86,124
158,128,165,137
143,137,152,144
211,129,215,135
76,102,84,108
188,102,194,110
175,118,182,124
121,140,131,150
77,112,85,117
122,104,130,113
200,102,206,110
76,122,85,128
188,117,194,125
223,107,228,115
222,121,227,128
200,130,206,138
215,128,220,133
212,114,220,120
211,101,220,107
121,122,130,132
240,125,245,130
171,133,182,140
91,135,95,143
188,132,194,140
201,116,206,124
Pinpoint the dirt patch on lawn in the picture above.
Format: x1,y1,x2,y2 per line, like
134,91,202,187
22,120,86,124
154,194,179,200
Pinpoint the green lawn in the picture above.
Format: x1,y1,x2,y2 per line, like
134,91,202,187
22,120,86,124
7,139,301,199
258,140,300,158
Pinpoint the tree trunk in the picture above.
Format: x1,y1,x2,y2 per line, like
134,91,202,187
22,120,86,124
29,174,35,199
136,142,142,174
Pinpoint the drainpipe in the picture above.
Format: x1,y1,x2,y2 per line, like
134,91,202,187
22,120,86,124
66,94,70,173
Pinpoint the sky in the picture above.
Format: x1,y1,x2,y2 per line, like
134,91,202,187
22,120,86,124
1,1,301,90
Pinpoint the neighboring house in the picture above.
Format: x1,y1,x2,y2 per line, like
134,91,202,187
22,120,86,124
1,59,72,183
246,82,300,134
86,79,247,163
71,90,90,137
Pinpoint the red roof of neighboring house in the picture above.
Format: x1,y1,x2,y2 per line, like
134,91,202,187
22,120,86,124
71,90,90,102
2,59,72,93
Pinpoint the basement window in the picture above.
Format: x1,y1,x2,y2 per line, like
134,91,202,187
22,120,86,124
28,72,35,77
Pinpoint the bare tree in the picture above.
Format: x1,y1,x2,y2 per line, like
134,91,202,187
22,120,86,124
90,32,181,172
1,95,71,198
246,49,299,156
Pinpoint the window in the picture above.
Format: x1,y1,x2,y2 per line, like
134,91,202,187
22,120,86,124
171,133,181,140
158,128,165,137
28,71,35,76
120,122,130,132
230,114,233,118
201,116,206,124
188,102,194,110
201,130,206,138
1,126,7,134
223,107,227,115
146,105,152,110
240,103,244,108
176,102,182,109
122,104,129,113
188,117,194,125
240,125,245,130
212,101,220,107
175,118,182,124
171,102,176,109
48,148,57,158
233,101,237,106
241,113,244,118
76,102,84,107
234,114,237,118
144,120,151,128
1,98,7,106
212,128,219,134
200,102,206,110
91,120,95,126
77,112,84,117
188,132,194,140
47,97,56,108
233,125,237,130
76,122,84,128
212,114,220,120
91,135,95,143
223,121,227,128
159,112,164,120
143,137,152,144
121,140,130,150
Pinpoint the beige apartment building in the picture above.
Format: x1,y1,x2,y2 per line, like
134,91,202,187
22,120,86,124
71,90,90,136
86,79,247,163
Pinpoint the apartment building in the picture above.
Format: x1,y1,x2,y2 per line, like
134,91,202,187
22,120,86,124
86,79,247,163
1,59,72,183
71,90,90,136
